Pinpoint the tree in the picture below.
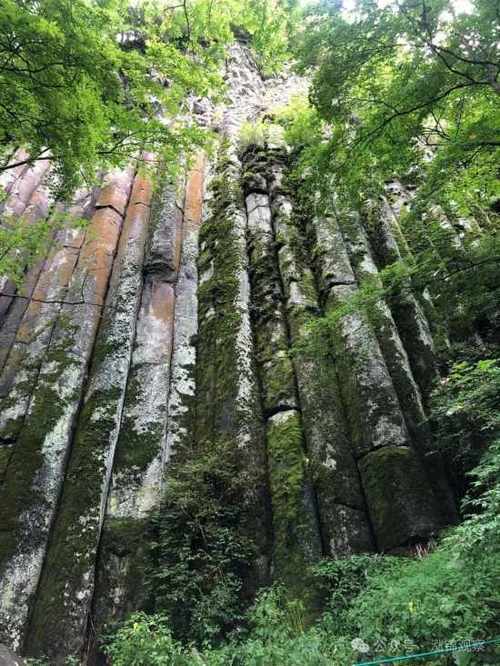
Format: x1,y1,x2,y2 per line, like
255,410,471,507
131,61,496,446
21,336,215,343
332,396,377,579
294,0,499,213
0,0,296,196
0,1,210,194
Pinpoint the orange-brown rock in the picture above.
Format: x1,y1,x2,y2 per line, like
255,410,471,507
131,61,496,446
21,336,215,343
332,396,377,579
95,169,134,216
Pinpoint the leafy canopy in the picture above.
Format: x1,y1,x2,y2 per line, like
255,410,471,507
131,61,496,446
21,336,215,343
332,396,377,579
0,0,296,282
272,0,500,352
293,0,499,213
0,0,295,195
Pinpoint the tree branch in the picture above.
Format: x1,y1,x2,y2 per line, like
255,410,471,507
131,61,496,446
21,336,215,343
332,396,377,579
0,150,51,173
354,81,485,150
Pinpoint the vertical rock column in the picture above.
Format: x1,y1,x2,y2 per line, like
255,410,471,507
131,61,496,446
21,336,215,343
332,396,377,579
338,211,431,448
164,156,203,464
365,191,440,398
338,210,457,525
195,146,271,589
0,157,50,219
0,148,30,212
90,167,188,639
311,214,446,551
0,185,52,368
23,169,151,662
0,158,51,323
0,191,95,482
0,172,132,653
241,148,322,589
258,152,374,556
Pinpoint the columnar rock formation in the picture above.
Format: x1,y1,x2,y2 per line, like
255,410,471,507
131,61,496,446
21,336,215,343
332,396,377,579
0,42,456,663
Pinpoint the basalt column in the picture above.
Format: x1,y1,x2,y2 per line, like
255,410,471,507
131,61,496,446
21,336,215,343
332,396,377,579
0,191,95,479
241,147,322,589
0,148,30,215
164,155,203,463
90,161,201,647
311,213,447,551
339,211,433,447
363,189,441,398
0,183,52,369
195,145,271,590
25,169,151,662
338,210,457,524
0,156,52,325
0,171,133,653
242,148,374,556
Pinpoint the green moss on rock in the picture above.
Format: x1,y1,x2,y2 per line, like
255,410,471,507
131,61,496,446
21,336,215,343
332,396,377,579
111,373,161,475
0,355,75,569
91,516,150,638
26,384,122,658
267,410,321,598
359,445,444,551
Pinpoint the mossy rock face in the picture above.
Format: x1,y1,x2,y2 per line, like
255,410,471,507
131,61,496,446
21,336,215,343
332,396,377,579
390,298,438,394
196,201,244,437
91,516,150,640
0,302,114,651
146,175,183,281
194,147,271,595
246,154,371,561
267,410,321,595
111,364,166,478
339,211,434,448
25,384,124,661
0,643,26,665
257,337,297,414
324,504,374,555
150,146,272,634
348,210,439,396
0,446,11,481
0,349,76,569
295,359,351,483
27,194,149,660
241,169,267,195
245,199,298,412
330,312,410,457
359,445,445,551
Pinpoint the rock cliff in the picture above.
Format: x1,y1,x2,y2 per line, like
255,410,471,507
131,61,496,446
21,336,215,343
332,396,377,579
0,42,457,663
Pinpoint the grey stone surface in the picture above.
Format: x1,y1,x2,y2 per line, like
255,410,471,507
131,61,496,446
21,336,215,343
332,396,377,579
0,644,25,666
0,173,132,653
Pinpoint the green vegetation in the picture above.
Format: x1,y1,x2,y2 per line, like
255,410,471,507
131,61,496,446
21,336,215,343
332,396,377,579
103,0,499,662
275,0,500,351
105,513,500,663
104,399,500,661
0,0,296,194
293,0,499,214
145,150,268,647
0,0,296,280
147,439,257,646
0,0,207,195
3,0,499,662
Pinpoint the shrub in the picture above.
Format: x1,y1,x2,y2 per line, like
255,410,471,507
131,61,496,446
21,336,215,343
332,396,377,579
102,612,193,666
